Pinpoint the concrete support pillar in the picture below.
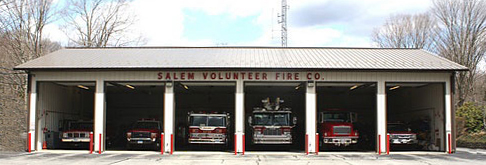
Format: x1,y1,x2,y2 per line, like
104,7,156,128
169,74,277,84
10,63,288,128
377,80,387,154
164,83,175,153
28,76,37,151
235,80,245,153
445,80,452,153
306,81,317,153
94,80,105,152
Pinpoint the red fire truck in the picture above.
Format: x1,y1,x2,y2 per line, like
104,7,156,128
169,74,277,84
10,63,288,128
126,119,162,149
318,110,359,147
248,97,297,144
187,112,230,144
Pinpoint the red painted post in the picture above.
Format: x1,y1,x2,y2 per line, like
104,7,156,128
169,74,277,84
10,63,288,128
305,134,309,155
242,133,245,155
28,132,31,153
89,132,93,154
234,134,237,155
315,133,319,155
386,134,390,155
448,133,452,154
98,134,102,154
161,133,164,155
378,134,381,155
170,134,174,155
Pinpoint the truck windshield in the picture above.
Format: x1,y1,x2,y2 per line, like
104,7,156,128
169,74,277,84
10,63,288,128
322,112,350,122
253,113,290,126
388,124,409,132
70,122,92,130
133,122,159,129
190,116,226,127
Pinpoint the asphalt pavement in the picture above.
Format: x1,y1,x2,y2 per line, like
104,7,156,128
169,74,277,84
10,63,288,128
0,148,485,165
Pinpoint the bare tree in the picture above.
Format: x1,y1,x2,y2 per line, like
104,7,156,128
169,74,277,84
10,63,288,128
372,13,437,50
61,0,145,47
432,0,486,107
0,0,59,151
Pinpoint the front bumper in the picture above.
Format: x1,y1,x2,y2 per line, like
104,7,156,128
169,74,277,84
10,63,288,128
390,138,418,144
322,136,358,146
253,135,292,144
127,138,158,145
189,133,227,144
61,138,90,143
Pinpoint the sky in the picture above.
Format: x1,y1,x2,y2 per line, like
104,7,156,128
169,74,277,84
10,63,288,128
44,0,434,47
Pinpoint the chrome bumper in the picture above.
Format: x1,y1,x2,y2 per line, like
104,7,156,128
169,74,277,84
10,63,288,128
253,135,292,144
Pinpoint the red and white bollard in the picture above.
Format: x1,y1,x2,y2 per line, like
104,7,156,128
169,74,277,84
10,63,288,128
170,134,174,155
448,133,452,154
305,134,309,155
378,134,381,155
98,134,102,154
89,132,93,154
28,132,31,153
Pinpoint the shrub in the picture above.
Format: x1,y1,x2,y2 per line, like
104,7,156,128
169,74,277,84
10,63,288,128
456,102,485,133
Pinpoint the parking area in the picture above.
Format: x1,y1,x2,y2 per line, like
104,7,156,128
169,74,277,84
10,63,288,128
1,148,485,165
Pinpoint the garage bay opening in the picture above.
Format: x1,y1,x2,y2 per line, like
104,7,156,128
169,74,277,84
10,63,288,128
105,82,164,151
36,82,95,150
386,83,445,152
316,82,377,152
174,82,235,152
244,82,306,152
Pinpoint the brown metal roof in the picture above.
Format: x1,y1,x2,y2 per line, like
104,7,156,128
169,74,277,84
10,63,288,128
14,47,468,71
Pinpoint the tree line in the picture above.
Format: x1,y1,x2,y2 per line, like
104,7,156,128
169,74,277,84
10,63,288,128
372,0,486,132
0,0,143,151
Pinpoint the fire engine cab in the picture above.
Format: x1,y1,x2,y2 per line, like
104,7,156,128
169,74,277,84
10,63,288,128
187,112,230,144
248,97,297,144
318,110,359,147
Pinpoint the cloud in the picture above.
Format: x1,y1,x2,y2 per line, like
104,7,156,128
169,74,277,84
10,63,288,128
44,0,434,47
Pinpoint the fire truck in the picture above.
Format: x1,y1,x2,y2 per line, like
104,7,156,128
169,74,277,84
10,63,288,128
248,97,297,144
61,120,93,147
187,112,230,144
318,110,359,147
126,119,162,149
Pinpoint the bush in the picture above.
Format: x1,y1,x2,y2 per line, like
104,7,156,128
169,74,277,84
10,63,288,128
456,102,485,133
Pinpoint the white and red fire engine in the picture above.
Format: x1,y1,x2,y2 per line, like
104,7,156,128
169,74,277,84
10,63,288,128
248,97,297,144
187,112,230,144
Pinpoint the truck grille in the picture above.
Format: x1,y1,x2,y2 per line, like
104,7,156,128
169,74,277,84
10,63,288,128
263,128,282,135
333,126,351,135
132,132,150,138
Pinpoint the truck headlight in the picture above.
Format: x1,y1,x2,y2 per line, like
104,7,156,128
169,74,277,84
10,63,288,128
284,132,291,135
62,133,68,138
411,134,417,139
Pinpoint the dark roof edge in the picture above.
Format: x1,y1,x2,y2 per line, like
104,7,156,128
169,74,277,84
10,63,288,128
14,67,469,72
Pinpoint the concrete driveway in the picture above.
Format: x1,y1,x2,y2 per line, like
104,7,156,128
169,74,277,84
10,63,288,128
0,148,485,165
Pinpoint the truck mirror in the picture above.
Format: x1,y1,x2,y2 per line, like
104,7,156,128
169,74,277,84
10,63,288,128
351,113,357,123
248,116,253,126
293,117,297,125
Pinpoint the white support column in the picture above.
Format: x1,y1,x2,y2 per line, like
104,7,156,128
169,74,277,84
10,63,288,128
377,80,387,154
28,76,37,151
164,83,175,153
445,79,452,153
235,80,245,153
94,80,105,152
306,81,317,153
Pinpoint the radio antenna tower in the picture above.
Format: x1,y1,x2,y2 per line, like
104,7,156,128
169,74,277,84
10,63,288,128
278,0,288,47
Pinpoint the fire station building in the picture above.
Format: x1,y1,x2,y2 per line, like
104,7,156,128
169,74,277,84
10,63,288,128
15,47,467,154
